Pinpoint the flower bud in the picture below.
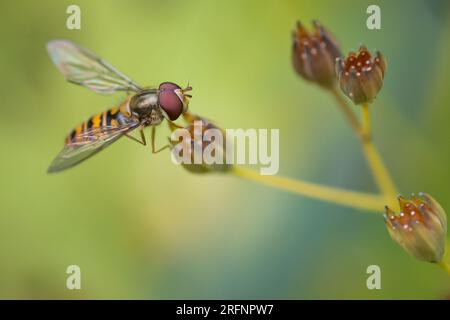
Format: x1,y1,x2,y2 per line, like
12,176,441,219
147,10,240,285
384,193,447,263
336,45,386,105
169,112,232,174
292,20,342,88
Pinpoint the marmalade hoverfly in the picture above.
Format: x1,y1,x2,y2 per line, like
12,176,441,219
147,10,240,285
46,40,192,173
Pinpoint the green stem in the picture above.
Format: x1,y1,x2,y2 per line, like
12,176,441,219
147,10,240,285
330,86,364,138
362,102,371,139
360,102,399,209
437,240,450,275
330,89,399,209
232,167,385,213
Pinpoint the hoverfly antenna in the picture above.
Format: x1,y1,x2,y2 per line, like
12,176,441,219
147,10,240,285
182,82,193,96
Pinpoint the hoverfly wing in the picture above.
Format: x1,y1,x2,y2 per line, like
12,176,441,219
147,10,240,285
47,39,142,94
48,121,141,173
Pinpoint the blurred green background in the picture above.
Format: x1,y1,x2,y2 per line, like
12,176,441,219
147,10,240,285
0,0,449,299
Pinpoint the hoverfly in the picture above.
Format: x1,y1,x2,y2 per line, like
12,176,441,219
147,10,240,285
46,39,192,173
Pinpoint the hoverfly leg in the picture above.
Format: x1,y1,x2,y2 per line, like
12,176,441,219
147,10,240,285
125,130,146,145
151,126,170,154
167,119,184,129
140,130,147,146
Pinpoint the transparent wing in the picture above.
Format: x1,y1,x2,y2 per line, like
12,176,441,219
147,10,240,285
48,121,141,173
47,39,142,94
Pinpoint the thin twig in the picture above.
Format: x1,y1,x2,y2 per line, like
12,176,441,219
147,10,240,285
329,86,364,138
330,90,399,208
360,138,399,209
362,102,371,139
232,167,385,213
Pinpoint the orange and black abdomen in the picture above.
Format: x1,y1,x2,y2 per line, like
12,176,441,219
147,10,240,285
65,102,132,145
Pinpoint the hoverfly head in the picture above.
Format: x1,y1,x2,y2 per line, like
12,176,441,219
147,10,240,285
158,82,192,121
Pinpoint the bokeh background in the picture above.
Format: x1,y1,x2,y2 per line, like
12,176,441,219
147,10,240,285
0,0,449,299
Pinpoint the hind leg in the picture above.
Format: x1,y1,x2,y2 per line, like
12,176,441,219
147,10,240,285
125,130,146,145
151,126,170,153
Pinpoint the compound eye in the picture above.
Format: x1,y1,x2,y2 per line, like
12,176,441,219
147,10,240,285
158,88,183,120
159,82,181,91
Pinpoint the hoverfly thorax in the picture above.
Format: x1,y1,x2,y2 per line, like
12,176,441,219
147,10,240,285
158,82,192,121
129,89,163,125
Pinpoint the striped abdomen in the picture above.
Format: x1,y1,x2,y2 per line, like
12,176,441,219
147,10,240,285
65,100,134,145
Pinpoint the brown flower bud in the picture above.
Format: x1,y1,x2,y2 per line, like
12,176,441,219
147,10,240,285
384,193,447,263
169,112,232,174
336,45,387,105
292,20,342,88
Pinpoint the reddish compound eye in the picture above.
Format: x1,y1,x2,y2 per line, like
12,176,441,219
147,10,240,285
159,82,181,91
158,82,183,120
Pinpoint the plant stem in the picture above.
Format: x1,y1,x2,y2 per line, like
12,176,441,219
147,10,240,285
437,240,450,275
360,102,399,209
362,102,371,138
330,86,363,138
360,138,399,208
330,89,398,208
231,166,385,213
